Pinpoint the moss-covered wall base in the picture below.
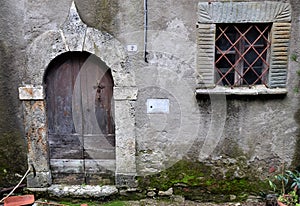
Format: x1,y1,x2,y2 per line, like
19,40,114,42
137,159,269,203
0,132,27,187
23,159,270,203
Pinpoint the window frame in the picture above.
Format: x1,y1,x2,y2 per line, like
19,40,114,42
215,23,272,87
196,1,291,95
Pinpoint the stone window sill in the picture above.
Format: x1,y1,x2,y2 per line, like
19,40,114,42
195,85,287,96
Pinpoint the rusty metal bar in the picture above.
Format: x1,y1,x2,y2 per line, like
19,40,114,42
215,23,271,87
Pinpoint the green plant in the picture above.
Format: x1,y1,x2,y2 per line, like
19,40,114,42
268,167,300,205
286,170,300,190
101,201,128,206
291,54,299,63
277,190,300,205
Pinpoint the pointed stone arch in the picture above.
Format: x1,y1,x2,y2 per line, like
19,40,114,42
19,2,137,188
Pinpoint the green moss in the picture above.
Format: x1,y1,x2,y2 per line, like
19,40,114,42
70,201,127,206
138,160,211,191
0,132,27,187
57,200,128,206
101,201,128,206
118,189,147,201
138,160,269,202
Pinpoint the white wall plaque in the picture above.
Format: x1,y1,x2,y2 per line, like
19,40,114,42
147,99,169,114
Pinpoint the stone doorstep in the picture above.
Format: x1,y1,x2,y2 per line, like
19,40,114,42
28,185,118,198
27,185,173,199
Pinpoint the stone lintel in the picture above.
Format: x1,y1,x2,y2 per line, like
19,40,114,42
19,85,44,100
198,2,291,23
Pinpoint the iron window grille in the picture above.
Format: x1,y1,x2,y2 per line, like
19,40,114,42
215,23,271,88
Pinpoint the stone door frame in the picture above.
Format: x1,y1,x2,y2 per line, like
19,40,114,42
18,2,137,188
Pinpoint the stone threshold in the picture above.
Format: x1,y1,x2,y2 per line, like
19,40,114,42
28,185,118,198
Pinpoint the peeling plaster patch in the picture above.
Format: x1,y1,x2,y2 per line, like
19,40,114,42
166,18,190,40
149,34,196,72
148,19,196,70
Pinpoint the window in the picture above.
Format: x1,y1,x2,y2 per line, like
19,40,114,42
215,23,271,88
196,2,291,95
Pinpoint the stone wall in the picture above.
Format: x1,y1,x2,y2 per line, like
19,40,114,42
0,0,300,200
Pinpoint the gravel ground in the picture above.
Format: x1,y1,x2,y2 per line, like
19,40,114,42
125,198,266,206
32,198,267,205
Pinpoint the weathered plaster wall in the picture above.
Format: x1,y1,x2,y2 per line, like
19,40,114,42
135,0,300,176
0,0,27,187
288,0,300,170
122,0,299,179
24,0,73,41
1,0,300,194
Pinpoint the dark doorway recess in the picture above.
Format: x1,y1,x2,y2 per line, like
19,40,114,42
45,51,115,185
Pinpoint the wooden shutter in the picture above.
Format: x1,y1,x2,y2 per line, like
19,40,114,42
197,23,216,88
268,22,291,88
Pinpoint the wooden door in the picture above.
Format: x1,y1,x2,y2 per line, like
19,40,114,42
46,52,115,185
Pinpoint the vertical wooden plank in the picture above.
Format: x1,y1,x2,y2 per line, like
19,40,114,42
46,52,116,185
81,61,98,134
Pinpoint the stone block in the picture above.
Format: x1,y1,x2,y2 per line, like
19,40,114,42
27,171,52,188
198,2,291,23
26,30,67,85
115,173,137,188
23,101,50,173
47,185,118,198
18,85,44,100
60,2,87,51
114,87,138,100
115,100,136,174
158,188,173,196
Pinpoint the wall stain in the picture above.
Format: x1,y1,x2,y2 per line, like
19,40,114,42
292,108,300,170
